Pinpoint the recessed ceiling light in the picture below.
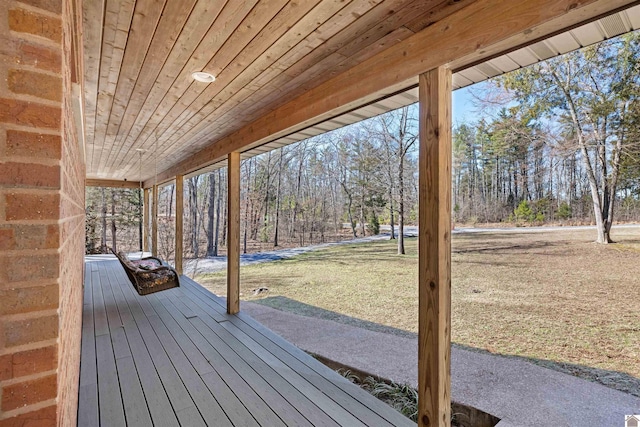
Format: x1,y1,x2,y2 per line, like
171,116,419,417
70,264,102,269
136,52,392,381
192,71,216,83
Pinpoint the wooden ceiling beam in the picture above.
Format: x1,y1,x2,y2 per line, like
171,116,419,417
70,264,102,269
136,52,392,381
85,179,142,188
146,0,636,187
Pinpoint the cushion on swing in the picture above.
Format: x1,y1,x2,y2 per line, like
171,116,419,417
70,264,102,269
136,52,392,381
131,258,162,270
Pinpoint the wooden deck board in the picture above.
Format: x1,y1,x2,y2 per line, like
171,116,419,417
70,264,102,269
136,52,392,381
109,276,180,427
180,276,413,427
78,265,99,427
79,258,416,427
153,295,285,427
103,265,154,427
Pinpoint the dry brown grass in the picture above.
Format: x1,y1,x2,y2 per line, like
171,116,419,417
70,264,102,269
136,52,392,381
196,227,640,395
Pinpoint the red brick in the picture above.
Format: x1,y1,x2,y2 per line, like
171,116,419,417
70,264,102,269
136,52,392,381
4,314,58,347
5,192,59,221
0,228,16,250
11,345,57,378
8,70,62,102
0,252,59,283
0,354,11,381
17,0,62,14
0,225,58,250
6,130,61,159
0,404,56,427
0,346,57,381
1,373,56,411
8,9,61,43
0,284,58,315
45,224,58,248
0,99,61,130
16,41,62,74
0,163,60,188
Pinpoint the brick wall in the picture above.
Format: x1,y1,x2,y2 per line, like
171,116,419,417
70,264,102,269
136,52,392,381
0,0,84,425
57,0,84,424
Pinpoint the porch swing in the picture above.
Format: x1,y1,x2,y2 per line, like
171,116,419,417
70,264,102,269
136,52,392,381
113,147,180,296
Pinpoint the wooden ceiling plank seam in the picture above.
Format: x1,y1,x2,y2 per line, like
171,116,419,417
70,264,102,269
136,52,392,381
119,0,351,178
107,0,452,181
119,0,266,167
104,0,197,173
334,0,443,59
238,1,368,90
404,0,476,33
146,0,392,161
89,0,125,174
235,27,413,117
93,0,136,174
282,0,415,79
102,0,169,175
154,0,463,158
100,0,140,177
130,0,292,158
146,0,633,186
136,0,356,160
113,0,256,178
95,0,138,172
82,0,105,173
107,0,230,179
328,25,416,73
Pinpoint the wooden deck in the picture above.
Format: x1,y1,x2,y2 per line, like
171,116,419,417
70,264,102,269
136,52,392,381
78,258,415,427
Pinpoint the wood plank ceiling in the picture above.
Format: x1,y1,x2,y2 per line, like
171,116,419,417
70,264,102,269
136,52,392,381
83,0,477,182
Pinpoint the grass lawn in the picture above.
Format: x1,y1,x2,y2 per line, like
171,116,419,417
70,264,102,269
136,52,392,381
195,227,640,396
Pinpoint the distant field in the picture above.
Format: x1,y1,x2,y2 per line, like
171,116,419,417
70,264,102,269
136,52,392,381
196,227,640,396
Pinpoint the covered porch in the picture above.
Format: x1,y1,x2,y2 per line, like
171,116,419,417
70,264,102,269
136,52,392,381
0,0,638,426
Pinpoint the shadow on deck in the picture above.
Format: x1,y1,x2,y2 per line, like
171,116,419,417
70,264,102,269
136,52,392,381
79,257,414,426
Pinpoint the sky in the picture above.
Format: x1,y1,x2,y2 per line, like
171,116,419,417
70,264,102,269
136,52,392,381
452,85,482,125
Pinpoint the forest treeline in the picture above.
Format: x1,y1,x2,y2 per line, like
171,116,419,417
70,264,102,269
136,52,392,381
85,32,640,257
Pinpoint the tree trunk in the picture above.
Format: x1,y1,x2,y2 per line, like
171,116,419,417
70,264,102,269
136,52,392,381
168,185,174,218
359,189,366,237
292,146,305,238
100,187,107,252
388,185,395,240
110,189,117,252
274,150,283,247
221,169,227,247
214,169,221,256
243,161,252,254
398,154,405,255
189,178,200,257
206,172,216,257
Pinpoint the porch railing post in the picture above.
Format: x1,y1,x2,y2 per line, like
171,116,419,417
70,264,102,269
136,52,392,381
143,188,150,252
152,184,158,257
175,175,184,275
227,152,241,314
418,66,452,427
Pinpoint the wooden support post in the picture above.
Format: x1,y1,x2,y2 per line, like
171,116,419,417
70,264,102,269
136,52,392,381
227,152,241,314
143,188,150,252
418,66,452,427
175,175,184,275
152,185,158,257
